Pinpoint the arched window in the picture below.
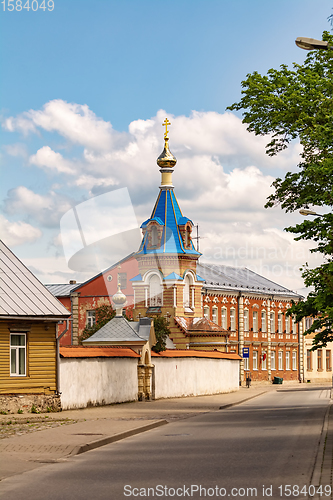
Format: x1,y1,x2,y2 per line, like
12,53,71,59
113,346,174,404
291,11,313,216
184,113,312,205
221,307,227,329
151,226,158,248
149,274,162,306
183,275,191,308
212,306,218,324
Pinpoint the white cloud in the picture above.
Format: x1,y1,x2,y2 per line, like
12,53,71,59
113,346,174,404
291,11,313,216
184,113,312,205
2,102,312,290
0,215,42,247
29,146,76,174
4,186,72,228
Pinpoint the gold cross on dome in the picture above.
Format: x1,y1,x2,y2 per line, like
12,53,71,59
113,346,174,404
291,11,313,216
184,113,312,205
162,118,171,139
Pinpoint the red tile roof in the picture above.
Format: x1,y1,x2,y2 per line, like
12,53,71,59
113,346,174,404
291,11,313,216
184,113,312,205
60,346,140,358
152,349,241,360
174,316,228,336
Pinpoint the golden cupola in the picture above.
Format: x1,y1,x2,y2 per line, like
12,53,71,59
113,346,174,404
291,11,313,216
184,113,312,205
157,118,177,188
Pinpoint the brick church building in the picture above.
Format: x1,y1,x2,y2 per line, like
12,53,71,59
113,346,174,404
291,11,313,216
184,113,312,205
47,120,303,384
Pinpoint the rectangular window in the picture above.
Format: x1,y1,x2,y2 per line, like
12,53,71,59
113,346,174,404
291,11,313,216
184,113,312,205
253,351,258,370
285,315,290,334
307,350,312,370
278,313,283,334
203,306,209,319
270,312,275,333
244,309,249,332
86,310,96,328
212,307,217,324
221,308,227,329
244,357,249,371
271,351,276,370
10,334,26,376
292,351,297,371
230,309,235,331
253,311,258,333
286,351,290,370
278,351,283,371
262,351,267,370
117,272,127,290
261,310,266,333
318,349,322,370
326,350,331,371
292,316,297,334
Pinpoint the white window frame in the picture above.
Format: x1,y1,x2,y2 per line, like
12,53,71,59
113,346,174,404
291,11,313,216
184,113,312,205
253,311,258,333
286,351,290,370
10,333,26,376
244,357,249,371
221,307,227,329
117,272,127,290
149,274,163,307
212,306,218,324
244,309,249,332
270,312,275,333
203,306,209,319
262,351,267,370
230,308,235,331
253,351,258,370
278,313,283,334
285,315,290,334
261,310,266,333
271,351,276,370
278,351,283,371
292,351,297,370
292,315,297,334
86,310,96,328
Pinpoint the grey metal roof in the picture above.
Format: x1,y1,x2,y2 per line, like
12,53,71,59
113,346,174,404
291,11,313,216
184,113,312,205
197,262,302,298
45,283,82,297
0,240,71,318
83,316,147,344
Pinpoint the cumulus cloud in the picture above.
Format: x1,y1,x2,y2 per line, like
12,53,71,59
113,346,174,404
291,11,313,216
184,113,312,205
29,146,76,174
2,101,312,290
0,215,42,246
4,186,72,228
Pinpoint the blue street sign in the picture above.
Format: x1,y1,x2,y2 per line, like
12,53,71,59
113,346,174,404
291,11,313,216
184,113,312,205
242,347,249,358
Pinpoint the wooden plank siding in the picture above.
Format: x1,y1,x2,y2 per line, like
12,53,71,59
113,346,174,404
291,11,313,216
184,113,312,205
0,321,57,394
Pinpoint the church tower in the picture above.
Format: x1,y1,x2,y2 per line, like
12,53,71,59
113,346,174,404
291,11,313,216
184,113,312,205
131,119,213,349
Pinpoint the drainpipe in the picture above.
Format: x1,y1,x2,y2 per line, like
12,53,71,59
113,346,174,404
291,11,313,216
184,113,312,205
56,319,69,395
238,293,244,386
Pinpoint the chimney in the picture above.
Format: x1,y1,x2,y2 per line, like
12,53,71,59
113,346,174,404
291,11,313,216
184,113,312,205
69,280,76,284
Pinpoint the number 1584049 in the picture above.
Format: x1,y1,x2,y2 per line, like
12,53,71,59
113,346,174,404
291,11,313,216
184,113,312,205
1,0,54,11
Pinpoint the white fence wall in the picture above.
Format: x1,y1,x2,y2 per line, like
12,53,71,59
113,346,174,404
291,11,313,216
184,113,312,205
60,357,138,410
153,357,239,399
60,356,240,409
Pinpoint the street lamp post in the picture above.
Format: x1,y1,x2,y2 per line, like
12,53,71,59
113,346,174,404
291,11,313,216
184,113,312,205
295,37,333,51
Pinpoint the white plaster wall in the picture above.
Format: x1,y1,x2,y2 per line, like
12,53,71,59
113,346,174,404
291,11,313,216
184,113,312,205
60,358,138,410
153,358,239,399
304,340,333,383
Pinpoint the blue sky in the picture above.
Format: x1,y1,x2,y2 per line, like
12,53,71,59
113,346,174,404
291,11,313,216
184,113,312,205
0,0,332,293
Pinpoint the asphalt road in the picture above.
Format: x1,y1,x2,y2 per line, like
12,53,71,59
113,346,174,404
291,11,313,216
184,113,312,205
0,387,330,500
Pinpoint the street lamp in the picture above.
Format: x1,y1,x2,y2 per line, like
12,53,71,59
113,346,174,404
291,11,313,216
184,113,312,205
299,209,324,217
295,37,333,51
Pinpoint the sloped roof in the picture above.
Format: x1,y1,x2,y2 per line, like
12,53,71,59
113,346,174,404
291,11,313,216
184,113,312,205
82,316,150,344
137,189,201,256
60,346,140,358
197,262,302,298
174,316,227,336
151,349,241,360
0,240,70,318
45,283,82,297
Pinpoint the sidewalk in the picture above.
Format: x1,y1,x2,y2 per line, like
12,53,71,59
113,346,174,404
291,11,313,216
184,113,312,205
0,385,272,480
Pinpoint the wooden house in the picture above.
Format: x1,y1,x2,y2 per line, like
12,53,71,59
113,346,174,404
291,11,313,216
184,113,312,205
0,240,70,413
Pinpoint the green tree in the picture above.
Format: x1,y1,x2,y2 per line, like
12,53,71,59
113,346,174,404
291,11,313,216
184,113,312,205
152,316,170,353
81,304,116,342
227,31,333,349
